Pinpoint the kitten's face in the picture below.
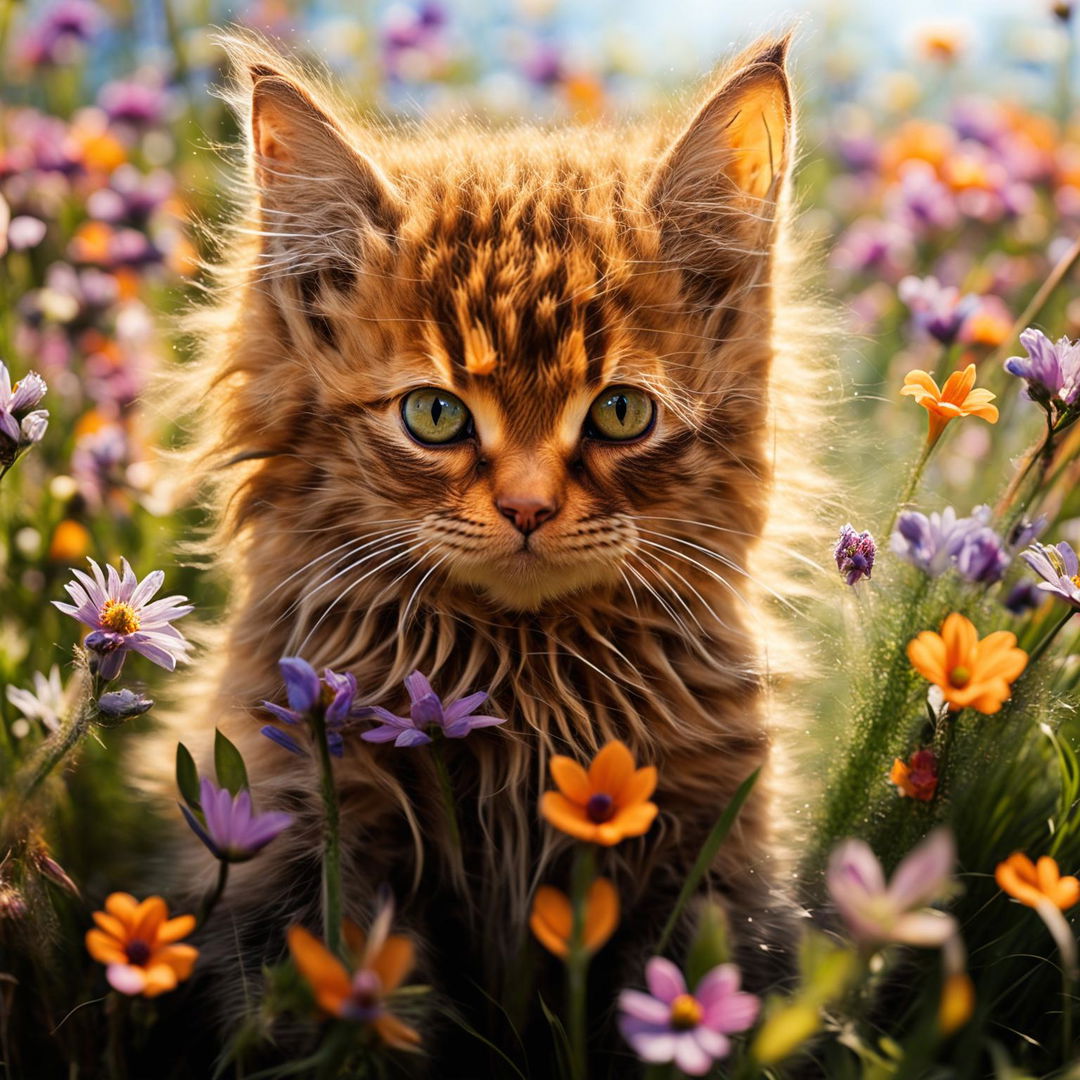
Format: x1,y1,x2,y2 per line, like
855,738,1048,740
241,44,791,612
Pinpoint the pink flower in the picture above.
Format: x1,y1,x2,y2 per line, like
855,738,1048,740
618,957,759,1076
826,828,957,947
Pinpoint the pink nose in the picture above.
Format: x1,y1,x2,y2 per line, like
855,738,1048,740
496,496,558,536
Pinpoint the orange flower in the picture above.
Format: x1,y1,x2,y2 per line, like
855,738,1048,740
288,917,420,1049
900,364,998,445
85,892,197,997
907,613,1027,714
529,878,619,958
49,520,91,562
938,972,974,1035
540,740,658,846
890,749,939,801
995,853,1080,911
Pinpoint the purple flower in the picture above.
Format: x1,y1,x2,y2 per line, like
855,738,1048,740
1004,328,1080,408
260,657,359,757
96,688,153,723
97,78,170,129
952,527,1009,584
618,957,759,1075
52,558,192,681
18,0,104,66
181,777,293,862
888,161,958,232
359,670,505,748
834,524,876,585
898,276,980,345
1004,580,1044,615
826,829,957,948
1020,541,1080,608
0,359,48,465
892,505,1009,584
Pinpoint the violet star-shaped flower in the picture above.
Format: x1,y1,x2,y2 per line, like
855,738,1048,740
260,657,359,757
0,359,48,463
52,557,192,681
618,957,759,1076
1020,541,1080,608
359,670,506,748
180,778,293,863
1005,328,1080,408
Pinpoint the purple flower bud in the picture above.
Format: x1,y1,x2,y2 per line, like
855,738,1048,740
834,524,876,585
96,688,154,723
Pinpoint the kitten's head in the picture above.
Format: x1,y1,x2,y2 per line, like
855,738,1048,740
206,35,794,615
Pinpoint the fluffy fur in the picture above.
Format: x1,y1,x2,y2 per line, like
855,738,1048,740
151,28,830,1069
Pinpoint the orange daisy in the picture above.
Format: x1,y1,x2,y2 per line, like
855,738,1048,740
288,912,420,1050
995,853,1080,911
907,612,1027,714
540,740,658,846
900,364,998,445
529,878,620,958
85,892,198,997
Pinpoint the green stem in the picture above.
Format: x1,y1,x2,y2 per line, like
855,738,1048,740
431,741,463,857
106,992,128,1080
198,860,230,928
887,439,935,537
17,687,97,805
567,845,596,1080
1026,608,1077,671
310,710,343,958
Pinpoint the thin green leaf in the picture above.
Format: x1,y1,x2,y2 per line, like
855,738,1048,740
537,993,573,1079
214,729,249,795
176,741,201,810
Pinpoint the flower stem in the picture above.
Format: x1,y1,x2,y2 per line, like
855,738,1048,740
431,741,463,857
17,682,96,805
105,992,128,1080
567,844,596,1080
198,860,230,928
1026,608,1077,670
310,710,343,958
888,439,935,537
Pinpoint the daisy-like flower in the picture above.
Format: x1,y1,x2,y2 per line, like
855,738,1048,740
1020,541,1080,609
261,657,363,757
53,558,192,682
834,524,876,585
5,665,65,735
85,892,198,997
827,829,958,947
180,778,293,863
288,899,420,1049
618,958,760,1076
0,359,49,468
907,612,1027,714
359,670,505,748
540,740,658,846
1004,328,1080,409
996,853,1080,975
889,748,939,801
529,878,619,958
892,505,1009,584
900,364,998,446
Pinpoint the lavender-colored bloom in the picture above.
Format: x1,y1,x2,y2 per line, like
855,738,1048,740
52,558,192,681
834,524,876,585
359,670,505,748
1004,580,1044,615
1004,328,1080,408
618,957,759,1076
181,778,293,862
7,216,47,251
892,505,1009,584
97,78,170,128
1021,541,1080,608
260,657,358,758
827,829,957,947
6,666,65,733
889,161,958,232
952,527,1009,584
18,0,103,66
898,275,979,345
0,360,48,462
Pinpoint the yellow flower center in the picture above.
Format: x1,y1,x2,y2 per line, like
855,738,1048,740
1071,574,1080,590
949,665,971,688
100,600,140,635
669,994,703,1031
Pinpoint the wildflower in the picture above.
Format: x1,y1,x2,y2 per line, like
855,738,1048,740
85,892,198,997
889,749,939,801
618,957,759,1076
834,524,876,585
49,519,91,561
529,878,619,958
826,829,957,947
6,666,65,734
1004,328,1080,409
288,900,420,1049
996,853,1080,974
53,558,192,682
1020,541,1080,608
939,972,974,1035
891,506,1008,584
540,740,658,846
359,670,505,748
181,778,293,863
901,364,998,445
1003,579,1044,615
898,276,979,345
0,359,49,468
907,612,1027,714
96,688,154,723
261,657,362,757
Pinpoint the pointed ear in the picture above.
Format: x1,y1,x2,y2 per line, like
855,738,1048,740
649,37,792,301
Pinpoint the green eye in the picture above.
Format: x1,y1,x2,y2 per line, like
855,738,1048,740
587,387,655,441
402,388,471,445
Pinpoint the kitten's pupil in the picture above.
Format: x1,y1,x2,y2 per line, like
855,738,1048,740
614,395,628,425
431,398,443,426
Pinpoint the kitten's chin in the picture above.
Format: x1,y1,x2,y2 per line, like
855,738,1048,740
448,554,619,612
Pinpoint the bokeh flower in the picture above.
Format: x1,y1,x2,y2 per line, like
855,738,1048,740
995,853,1080,911
540,740,658,845
529,878,619,958
359,670,505,748
898,276,979,344
6,666,65,735
85,892,197,997
618,957,759,1076
907,612,1027,713
53,558,192,681
890,749,939,801
834,524,876,585
181,778,293,863
900,364,998,445
1020,541,1080,608
827,829,957,947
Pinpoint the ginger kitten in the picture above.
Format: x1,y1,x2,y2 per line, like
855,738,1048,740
164,30,814,1071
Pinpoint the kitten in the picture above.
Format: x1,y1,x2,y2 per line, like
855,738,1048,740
159,28,818,1072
